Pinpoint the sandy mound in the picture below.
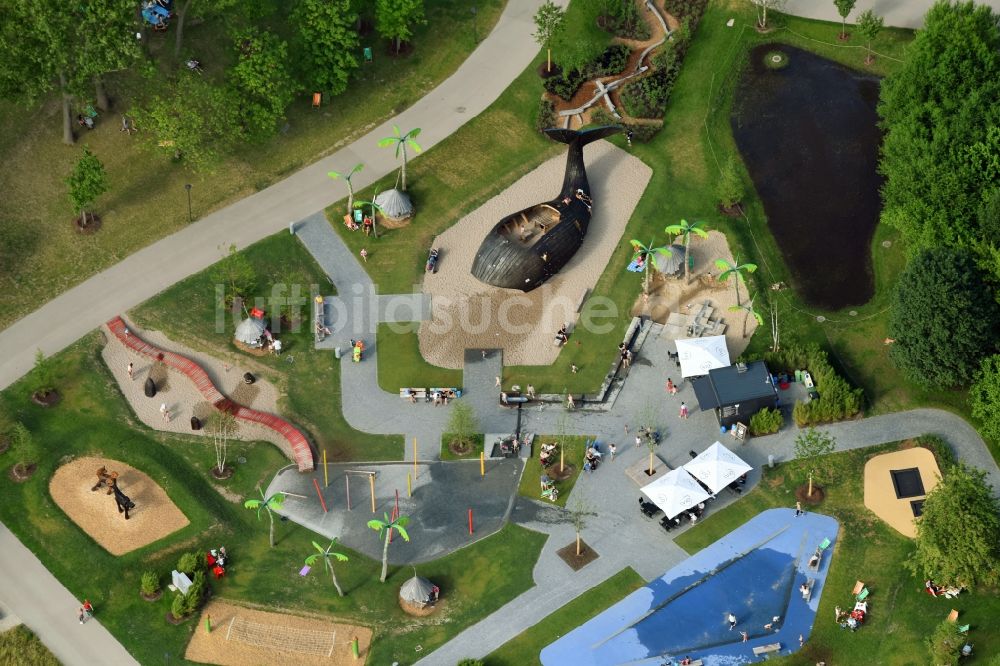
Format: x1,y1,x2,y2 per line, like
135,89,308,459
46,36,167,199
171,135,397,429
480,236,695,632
185,600,372,666
417,140,652,367
49,456,190,556
631,230,759,358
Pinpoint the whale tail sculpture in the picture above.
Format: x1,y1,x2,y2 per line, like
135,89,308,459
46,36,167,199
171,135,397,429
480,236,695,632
470,125,623,292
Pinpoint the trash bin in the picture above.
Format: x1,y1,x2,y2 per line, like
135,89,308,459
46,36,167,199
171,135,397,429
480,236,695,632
334,346,342,359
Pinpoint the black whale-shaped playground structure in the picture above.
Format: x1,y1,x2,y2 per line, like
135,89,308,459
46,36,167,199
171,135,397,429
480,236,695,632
470,126,622,292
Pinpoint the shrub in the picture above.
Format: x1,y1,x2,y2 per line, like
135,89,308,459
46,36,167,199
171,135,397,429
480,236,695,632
664,0,709,26
925,619,966,666
764,344,863,426
140,571,160,597
625,122,662,142
176,552,199,576
544,44,630,101
595,0,650,40
170,593,187,620
536,98,556,132
621,44,681,118
717,157,745,208
182,571,208,616
749,407,783,436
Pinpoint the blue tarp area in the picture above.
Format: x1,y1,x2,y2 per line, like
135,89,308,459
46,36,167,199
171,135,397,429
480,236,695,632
541,508,840,666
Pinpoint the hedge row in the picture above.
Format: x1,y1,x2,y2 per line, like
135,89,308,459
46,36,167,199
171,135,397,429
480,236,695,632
749,407,783,436
764,344,864,426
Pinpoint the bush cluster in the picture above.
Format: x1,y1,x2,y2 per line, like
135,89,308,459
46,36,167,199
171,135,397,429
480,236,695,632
544,44,631,101
597,1,650,40
764,344,863,426
749,407,783,436
536,98,557,132
664,0,709,26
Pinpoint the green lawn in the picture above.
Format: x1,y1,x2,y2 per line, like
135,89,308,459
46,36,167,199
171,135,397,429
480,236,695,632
0,626,59,666
0,336,547,664
130,232,402,462
517,435,594,508
440,433,486,461
674,436,1000,664
483,567,645,665
377,325,463,392
0,0,506,331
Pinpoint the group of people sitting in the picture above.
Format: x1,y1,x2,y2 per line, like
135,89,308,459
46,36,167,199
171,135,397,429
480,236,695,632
205,546,229,579
584,444,603,472
141,0,172,30
924,579,962,599
343,213,375,236
554,324,570,346
539,442,559,467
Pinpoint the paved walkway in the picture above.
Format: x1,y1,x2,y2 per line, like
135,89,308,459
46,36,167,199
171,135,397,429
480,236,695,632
782,0,1000,29
0,0,562,394
0,523,139,666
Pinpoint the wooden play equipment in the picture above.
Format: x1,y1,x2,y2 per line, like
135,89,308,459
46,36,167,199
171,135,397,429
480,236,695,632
91,465,135,520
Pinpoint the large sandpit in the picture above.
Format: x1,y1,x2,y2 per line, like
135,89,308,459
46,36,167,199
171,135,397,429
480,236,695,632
49,456,190,555
185,600,372,666
417,140,652,367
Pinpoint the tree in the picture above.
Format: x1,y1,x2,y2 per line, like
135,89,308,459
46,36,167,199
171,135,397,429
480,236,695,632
378,126,422,192
629,239,672,296
230,30,296,143
244,488,286,548
375,0,426,53
728,293,763,339
909,463,1000,589
716,159,744,211
173,0,240,58
887,248,999,388
75,0,142,111
135,76,240,170
926,620,966,666
793,427,836,497
877,2,1000,262
750,0,787,30
9,422,36,477
566,499,596,556
445,401,478,450
304,539,350,597
714,256,758,307
971,354,1000,442
140,571,160,597
292,0,360,96
665,220,709,285
210,244,257,309
833,0,857,39
328,163,365,215
367,513,410,583
30,349,55,396
533,1,565,73
209,412,236,477
66,147,108,228
856,9,883,64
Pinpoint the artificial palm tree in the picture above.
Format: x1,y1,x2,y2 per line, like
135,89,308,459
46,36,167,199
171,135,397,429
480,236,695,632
367,513,411,583
243,488,286,548
327,163,364,215
305,539,350,597
377,126,422,192
664,219,709,284
728,293,764,338
352,182,385,239
629,239,672,296
715,256,758,307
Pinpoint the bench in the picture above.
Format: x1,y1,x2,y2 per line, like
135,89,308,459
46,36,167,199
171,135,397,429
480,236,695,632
752,643,781,656
400,388,428,401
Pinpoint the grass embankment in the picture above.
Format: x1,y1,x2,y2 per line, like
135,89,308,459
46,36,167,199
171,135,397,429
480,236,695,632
131,232,402,462
0,626,60,666
674,436,1000,664
0,0,506,330
484,567,645,665
0,337,547,663
517,435,594,508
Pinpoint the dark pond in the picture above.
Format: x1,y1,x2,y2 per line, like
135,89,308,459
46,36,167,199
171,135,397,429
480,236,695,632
731,44,883,310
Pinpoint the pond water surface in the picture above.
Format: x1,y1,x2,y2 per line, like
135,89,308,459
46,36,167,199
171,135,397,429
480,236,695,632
731,44,883,310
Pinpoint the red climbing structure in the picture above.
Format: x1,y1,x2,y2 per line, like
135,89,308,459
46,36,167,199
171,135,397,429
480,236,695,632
106,317,314,472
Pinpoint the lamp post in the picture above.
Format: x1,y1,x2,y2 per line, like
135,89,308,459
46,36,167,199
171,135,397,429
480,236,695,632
185,183,192,222
471,6,478,44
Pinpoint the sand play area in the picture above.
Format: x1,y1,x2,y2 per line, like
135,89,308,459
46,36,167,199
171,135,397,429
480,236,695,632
49,456,189,555
185,600,372,666
418,140,652,368
864,446,942,538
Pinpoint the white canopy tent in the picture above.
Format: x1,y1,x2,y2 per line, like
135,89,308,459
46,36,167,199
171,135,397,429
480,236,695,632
641,468,711,519
675,335,731,378
684,441,753,494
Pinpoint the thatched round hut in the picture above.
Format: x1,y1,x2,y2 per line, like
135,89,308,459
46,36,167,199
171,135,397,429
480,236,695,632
374,189,414,224
399,575,439,615
234,317,266,351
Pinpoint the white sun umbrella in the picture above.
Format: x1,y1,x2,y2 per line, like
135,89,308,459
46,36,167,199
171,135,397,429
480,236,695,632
675,335,730,378
641,468,711,519
684,441,753,494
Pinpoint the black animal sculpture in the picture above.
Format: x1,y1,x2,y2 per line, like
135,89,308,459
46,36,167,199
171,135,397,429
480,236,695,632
470,125,622,291
112,480,136,520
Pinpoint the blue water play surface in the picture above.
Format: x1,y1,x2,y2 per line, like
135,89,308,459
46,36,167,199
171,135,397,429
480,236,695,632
541,508,839,665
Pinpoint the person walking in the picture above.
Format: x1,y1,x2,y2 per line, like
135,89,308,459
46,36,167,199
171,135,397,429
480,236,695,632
728,613,737,630
527,384,536,399
571,364,578,374
359,248,368,263
566,394,575,410
609,443,617,461
495,376,501,388
741,631,749,643
127,362,134,380
666,378,676,395
679,402,689,419
795,501,803,517
79,599,94,624
635,435,642,449
160,403,168,421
